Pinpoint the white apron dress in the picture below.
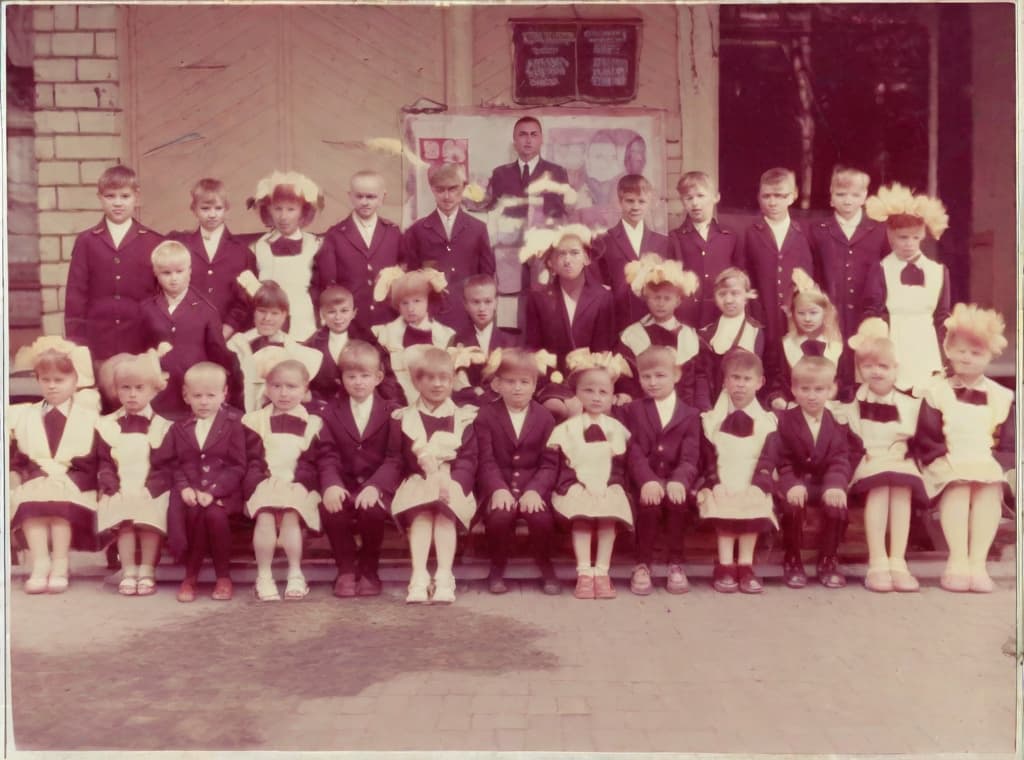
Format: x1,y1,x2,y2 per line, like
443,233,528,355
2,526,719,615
252,230,321,341
839,385,923,496
95,407,173,534
620,315,700,366
880,253,945,390
920,376,1013,499
698,393,778,531
548,413,634,527
371,317,456,405
242,405,323,531
227,329,323,412
390,400,478,529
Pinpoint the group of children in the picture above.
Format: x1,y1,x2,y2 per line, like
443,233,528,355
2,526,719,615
7,150,1014,604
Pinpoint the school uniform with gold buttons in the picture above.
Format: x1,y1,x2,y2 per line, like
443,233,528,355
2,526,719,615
168,227,258,333
669,218,741,328
594,220,669,331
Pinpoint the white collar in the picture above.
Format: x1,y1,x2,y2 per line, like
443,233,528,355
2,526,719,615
43,399,73,416
106,217,132,235
519,157,539,174
416,397,456,418
654,393,677,420
166,290,188,311
120,404,154,419
764,215,790,232
407,318,432,332
835,210,862,230
201,225,224,242
279,229,303,241
354,214,378,229
437,208,458,224
475,321,494,343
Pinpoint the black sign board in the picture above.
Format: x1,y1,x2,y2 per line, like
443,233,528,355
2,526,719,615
512,19,640,105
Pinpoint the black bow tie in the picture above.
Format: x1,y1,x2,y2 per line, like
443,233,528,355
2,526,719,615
720,409,754,437
900,261,925,287
645,323,679,348
251,336,284,353
44,407,66,457
403,324,433,347
801,339,826,357
270,414,306,436
270,237,303,256
954,386,987,406
583,423,606,443
859,400,900,423
118,414,151,434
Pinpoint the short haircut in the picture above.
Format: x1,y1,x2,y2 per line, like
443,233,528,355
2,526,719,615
338,340,382,373
463,274,497,298
759,167,796,189
253,280,290,312
190,178,228,209
491,348,540,380
720,348,763,378
409,346,453,381
151,240,191,269
636,345,678,373
33,349,76,377
350,169,384,187
318,285,354,310
183,361,227,389
427,162,466,187
543,232,594,271
265,358,310,385
714,266,752,292
97,164,140,193
102,352,166,399
617,174,652,197
677,171,716,195
830,165,870,190
513,116,541,134
791,356,836,385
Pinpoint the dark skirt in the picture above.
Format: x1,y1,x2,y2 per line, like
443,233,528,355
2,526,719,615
11,500,98,552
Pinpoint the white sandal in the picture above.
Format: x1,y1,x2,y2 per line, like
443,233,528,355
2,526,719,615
284,574,309,600
254,575,281,602
118,575,139,596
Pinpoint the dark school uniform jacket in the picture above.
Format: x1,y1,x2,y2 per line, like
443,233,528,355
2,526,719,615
737,217,815,344
474,399,558,506
315,393,398,497
402,209,495,333
304,324,403,404
694,315,766,411
669,218,741,328
138,288,238,419
449,323,520,406
623,395,701,493
312,214,404,328
481,159,570,221
167,227,258,332
752,407,852,498
64,218,164,360
523,277,617,374
593,222,670,332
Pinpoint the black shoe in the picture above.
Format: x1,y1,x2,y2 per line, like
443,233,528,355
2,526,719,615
817,556,847,589
487,569,508,594
783,555,808,589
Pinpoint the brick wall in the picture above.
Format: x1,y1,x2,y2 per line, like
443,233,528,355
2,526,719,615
31,4,124,336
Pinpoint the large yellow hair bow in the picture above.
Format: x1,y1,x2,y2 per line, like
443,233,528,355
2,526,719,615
565,348,632,382
624,253,699,298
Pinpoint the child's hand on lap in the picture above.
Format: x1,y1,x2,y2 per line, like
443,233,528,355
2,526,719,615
354,485,380,510
786,484,808,507
197,491,214,507
640,481,665,506
519,490,544,513
823,488,846,508
323,485,348,512
491,489,516,510
181,487,198,507
666,481,686,505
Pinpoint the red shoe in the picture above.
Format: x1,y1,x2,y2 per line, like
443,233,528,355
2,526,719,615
334,572,357,598
176,577,197,603
712,563,739,594
356,574,382,597
211,577,233,601
594,574,616,599
737,565,764,594
574,573,596,599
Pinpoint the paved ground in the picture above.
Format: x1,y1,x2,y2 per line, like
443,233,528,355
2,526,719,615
6,559,1019,757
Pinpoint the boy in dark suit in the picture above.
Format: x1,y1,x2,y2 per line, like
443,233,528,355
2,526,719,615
593,174,669,331
475,348,560,595
167,178,257,339
623,346,701,595
737,167,815,346
157,362,260,603
450,274,519,406
315,340,398,597
402,162,495,333
65,164,163,362
752,356,852,589
313,170,404,329
138,241,237,419
669,171,741,328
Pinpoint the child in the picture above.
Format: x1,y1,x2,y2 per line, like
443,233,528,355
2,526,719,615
669,171,741,328
765,270,845,410
168,178,258,338
371,267,455,405
95,350,174,596
402,162,495,332
316,340,399,597
8,338,101,593
304,284,400,403
695,267,766,410
865,183,951,391
312,170,404,329
242,356,323,601
64,164,163,362
753,356,852,589
617,254,701,408
623,346,701,595
228,279,322,412
808,166,887,341
547,349,634,599
158,362,257,603
593,174,669,331
475,348,561,595
916,304,1014,593
522,225,617,419
450,274,519,406
367,348,478,604
697,349,778,593
737,167,815,346
248,171,325,341
841,319,925,593
139,240,237,418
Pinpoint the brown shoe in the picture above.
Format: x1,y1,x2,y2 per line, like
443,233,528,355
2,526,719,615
211,577,233,601
176,577,197,603
573,573,596,600
334,572,357,598
593,574,617,600
816,557,846,589
782,555,808,589
356,574,382,597
737,565,764,594
712,562,739,593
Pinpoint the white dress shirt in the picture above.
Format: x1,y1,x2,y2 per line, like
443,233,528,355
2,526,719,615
802,410,823,444
355,214,378,249
350,396,373,436
506,405,528,438
623,219,645,256
328,330,349,363
836,210,862,241
438,209,458,240
194,415,215,448
654,393,677,429
474,322,494,351
765,215,791,251
202,224,224,260
693,220,711,241
106,217,132,248
165,290,187,315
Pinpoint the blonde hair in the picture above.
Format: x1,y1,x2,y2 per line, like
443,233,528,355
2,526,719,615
151,240,191,269
791,356,836,385
410,346,454,381
943,303,1008,357
787,288,841,344
183,361,227,390
830,165,870,190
